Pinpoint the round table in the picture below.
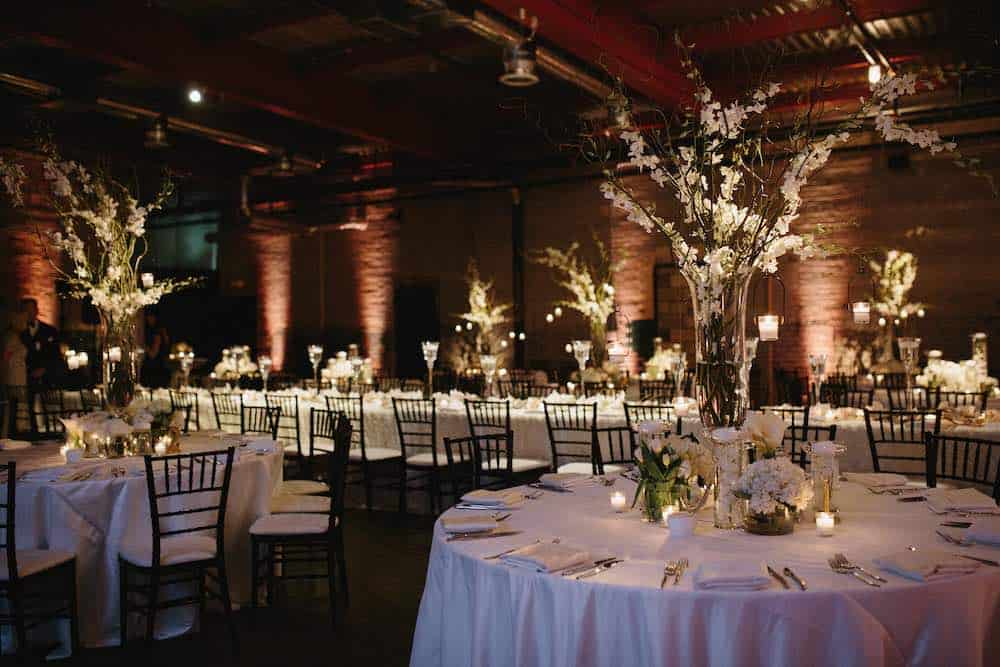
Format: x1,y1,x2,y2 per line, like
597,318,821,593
411,480,1000,667
0,434,283,649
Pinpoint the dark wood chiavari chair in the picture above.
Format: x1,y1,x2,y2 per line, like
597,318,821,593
264,393,302,457
432,369,456,393
325,396,402,510
3,386,31,439
496,378,553,399
543,402,597,475
583,381,615,398
623,402,682,450
886,385,940,411
168,389,199,431
795,424,838,469
37,388,69,437
464,399,510,437
638,378,676,403
880,372,910,389
925,433,1000,501
592,426,634,474
80,387,105,412
864,408,942,475
839,388,874,409
392,398,449,514
211,392,242,432
759,406,819,467
455,374,485,396
302,378,333,392
0,461,79,659
507,369,535,382
938,390,989,413
250,415,351,628
241,405,281,440
443,431,514,496
119,448,237,652
682,369,695,397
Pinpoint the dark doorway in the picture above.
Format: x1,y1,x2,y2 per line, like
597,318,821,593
393,281,439,379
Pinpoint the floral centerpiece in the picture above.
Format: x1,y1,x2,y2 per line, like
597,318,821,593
632,422,713,522
449,260,512,374
870,250,925,368
531,237,623,376
734,458,813,535
61,399,183,457
917,359,997,393
0,146,196,409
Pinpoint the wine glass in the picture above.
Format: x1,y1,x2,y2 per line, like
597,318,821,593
480,354,497,397
258,354,273,393
897,337,921,409
808,352,828,402
307,345,324,392
571,340,591,376
421,341,440,396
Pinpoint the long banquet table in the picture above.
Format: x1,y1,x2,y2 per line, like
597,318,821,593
0,433,283,649
411,479,1000,667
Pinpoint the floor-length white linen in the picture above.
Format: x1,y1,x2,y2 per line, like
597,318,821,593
411,481,1000,667
2,437,282,647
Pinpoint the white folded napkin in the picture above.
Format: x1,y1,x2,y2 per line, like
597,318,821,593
0,439,31,451
538,473,590,490
693,561,771,591
501,542,589,573
925,488,999,514
843,472,909,489
460,489,524,507
874,549,980,581
966,517,1000,546
441,515,497,534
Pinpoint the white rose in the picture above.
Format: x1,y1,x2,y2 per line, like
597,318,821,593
745,412,786,453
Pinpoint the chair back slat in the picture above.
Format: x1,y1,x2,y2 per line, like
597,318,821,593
593,426,632,472
0,461,17,583
623,401,681,450
543,402,597,472
168,389,199,430
264,393,301,452
241,405,281,439
325,395,365,456
638,379,676,403
864,408,941,474
886,386,940,411
925,433,1000,500
938,390,989,412
444,431,516,491
211,392,243,432
497,379,553,399
393,397,437,463
465,399,511,437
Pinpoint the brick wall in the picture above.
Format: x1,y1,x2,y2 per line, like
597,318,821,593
250,231,291,370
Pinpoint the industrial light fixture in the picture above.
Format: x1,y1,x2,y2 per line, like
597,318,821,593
867,64,882,85
187,87,203,104
751,274,787,342
144,115,169,149
846,257,875,325
500,10,539,87
272,152,294,178
606,88,632,129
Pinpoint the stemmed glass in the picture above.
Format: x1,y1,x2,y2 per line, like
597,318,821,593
258,355,273,393
479,354,497,398
179,351,194,387
571,340,591,376
808,352,827,402
897,337,921,409
421,341,439,396
307,345,324,393
669,350,687,397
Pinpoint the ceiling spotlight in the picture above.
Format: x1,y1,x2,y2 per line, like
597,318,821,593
500,12,539,88
187,87,203,104
867,64,882,85
272,152,294,178
144,115,169,149
607,89,632,129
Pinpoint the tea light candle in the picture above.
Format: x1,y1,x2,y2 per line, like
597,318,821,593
667,512,696,537
154,438,169,456
757,314,780,341
610,491,627,513
816,511,835,537
108,346,122,363
661,504,679,524
141,272,154,288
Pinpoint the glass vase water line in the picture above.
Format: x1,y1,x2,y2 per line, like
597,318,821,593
101,312,136,413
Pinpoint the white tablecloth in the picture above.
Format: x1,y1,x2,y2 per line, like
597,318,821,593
411,481,1000,667
0,434,283,648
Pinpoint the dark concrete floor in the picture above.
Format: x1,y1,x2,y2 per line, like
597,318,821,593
62,508,436,667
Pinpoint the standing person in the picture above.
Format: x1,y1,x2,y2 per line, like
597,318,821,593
20,298,61,390
1,310,28,387
141,308,171,388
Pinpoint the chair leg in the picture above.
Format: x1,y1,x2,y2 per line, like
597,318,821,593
118,561,128,648
145,569,159,645
68,560,80,657
326,545,337,628
335,530,349,606
215,560,239,656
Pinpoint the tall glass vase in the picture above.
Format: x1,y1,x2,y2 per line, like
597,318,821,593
101,313,136,413
589,320,607,371
683,271,753,529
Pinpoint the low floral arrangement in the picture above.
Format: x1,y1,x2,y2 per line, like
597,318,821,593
744,412,787,458
632,422,713,521
917,359,997,393
62,400,182,454
734,457,813,519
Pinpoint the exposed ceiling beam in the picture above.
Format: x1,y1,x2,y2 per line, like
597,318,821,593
478,0,692,107
682,0,935,53
1,1,459,158
298,27,483,72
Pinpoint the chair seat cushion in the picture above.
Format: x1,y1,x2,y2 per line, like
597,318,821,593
406,452,450,467
282,443,303,455
556,462,625,476
119,534,216,567
0,549,74,580
350,447,401,462
280,479,330,495
250,513,336,536
482,457,550,473
270,494,331,514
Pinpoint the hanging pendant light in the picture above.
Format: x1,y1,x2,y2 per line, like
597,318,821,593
846,257,876,325
751,274,786,342
144,115,169,149
500,10,539,87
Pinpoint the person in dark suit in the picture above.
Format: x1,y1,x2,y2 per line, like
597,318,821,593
19,298,62,389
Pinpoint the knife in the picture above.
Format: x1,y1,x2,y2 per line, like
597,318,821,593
767,565,790,589
558,557,618,577
446,529,522,542
783,567,807,590
576,559,624,580
528,483,573,493
673,558,688,586
955,553,1000,567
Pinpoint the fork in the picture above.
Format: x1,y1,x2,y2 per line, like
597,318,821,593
828,558,881,587
833,553,888,583
660,561,678,589
673,558,689,586
936,529,971,547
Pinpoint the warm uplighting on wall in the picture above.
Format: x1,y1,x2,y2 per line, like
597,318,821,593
349,216,397,372
867,64,882,84
252,232,291,370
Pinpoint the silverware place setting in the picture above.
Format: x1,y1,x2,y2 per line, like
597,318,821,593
907,544,999,567
556,557,618,577
767,565,789,589
833,553,888,583
446,528,522,542
827,557,882,587
575,558,624,580
783,567,807,590
660,561,677,589
484,537,560,561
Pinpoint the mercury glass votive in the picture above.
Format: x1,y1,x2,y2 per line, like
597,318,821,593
851,301,871,325
757,314,780,342
816,512,836,537
610,491,627,513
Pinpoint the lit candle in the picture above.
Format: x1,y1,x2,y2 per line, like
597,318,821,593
661,504,678,524
851,301,871,325
77,352,88,366
610,491,627,512
154,438,169,456
67,355,80,371
757,314,780,342
141,272,154,288
108,346,122,363
816,512,835,537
